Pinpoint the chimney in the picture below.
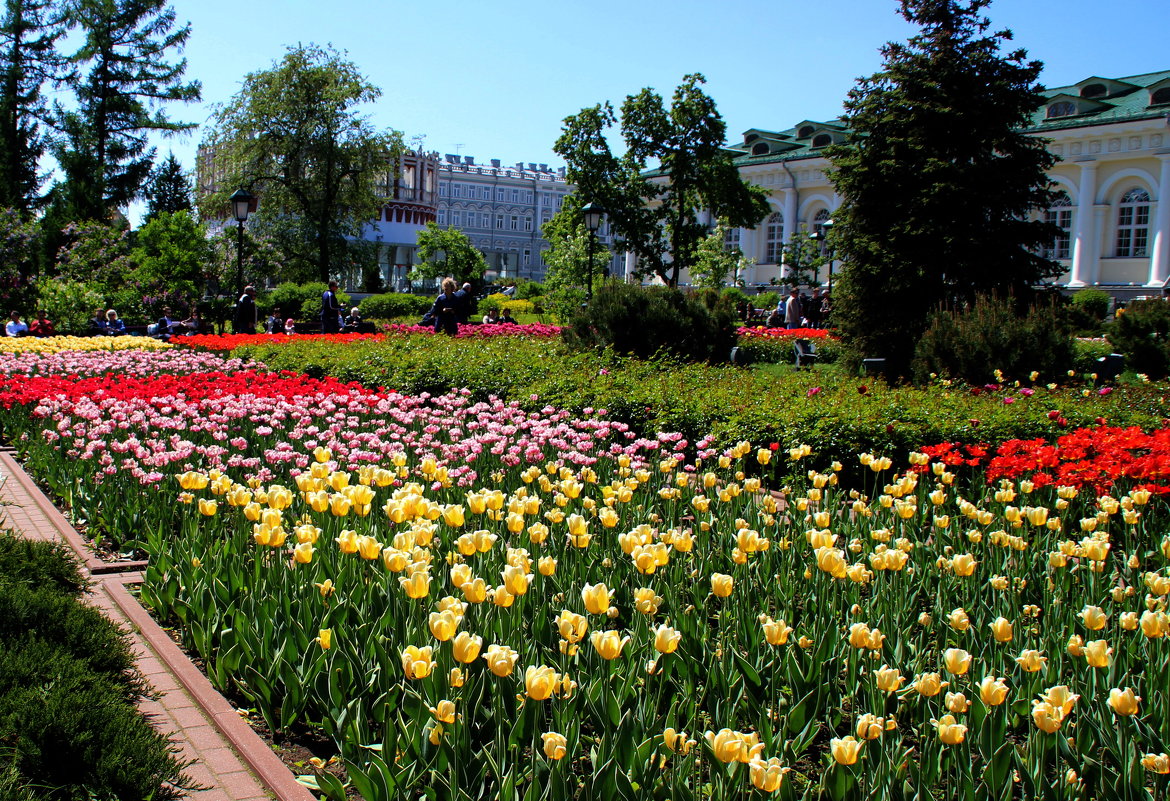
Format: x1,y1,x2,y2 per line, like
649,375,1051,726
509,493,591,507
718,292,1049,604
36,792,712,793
539,163,548,172
445,154,460,164
528,163,537,171
464,155,474,165
491,158,501,168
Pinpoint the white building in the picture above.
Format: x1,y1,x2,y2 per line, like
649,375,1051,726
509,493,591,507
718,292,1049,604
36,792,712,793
689,69,1170,298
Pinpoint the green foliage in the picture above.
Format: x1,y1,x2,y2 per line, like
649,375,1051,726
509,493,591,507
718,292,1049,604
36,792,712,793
142,152,191,222
1108,299,1170,378
206,223,288,292
262,282,350,322
0,534,87,596
130,210,208,307
410,222,487,283
912,295,1075,383
0,206,39,306
53,219,132,295
1070,288,1111,321
32,277,104,333
201,44,403,283
829,0,1060,377
51,0,199,222
563,282,736,362
540,205,610,298
688,221,747,289
511,278,544,300
358,292,429,320
754,291,780,310
554,73,769,287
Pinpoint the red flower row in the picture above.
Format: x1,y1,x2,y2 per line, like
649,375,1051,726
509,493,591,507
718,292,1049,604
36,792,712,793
736,327,838,340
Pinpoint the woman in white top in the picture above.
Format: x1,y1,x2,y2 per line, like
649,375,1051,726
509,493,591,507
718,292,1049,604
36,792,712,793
5,311,28,337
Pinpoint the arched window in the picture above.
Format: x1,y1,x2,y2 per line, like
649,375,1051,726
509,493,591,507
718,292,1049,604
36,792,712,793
1152,87,1170,106
797,125,815,139
723,226,741,253
751,142,770,156
811,209,831,236
1044,193,1072,259
811,133,832,148
765,212,784,264
1116,188,1151,258
1047,101,1077,119
1080,84,1106,99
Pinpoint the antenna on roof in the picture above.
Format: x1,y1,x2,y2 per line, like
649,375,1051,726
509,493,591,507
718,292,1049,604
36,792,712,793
454,143,464,155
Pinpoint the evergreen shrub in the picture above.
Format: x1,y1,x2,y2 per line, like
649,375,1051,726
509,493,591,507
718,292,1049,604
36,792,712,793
912,295,1076,384
358,293,430,321
0,535,88,596
261,282,350,322
1108,298,1170,378
564,283,736,362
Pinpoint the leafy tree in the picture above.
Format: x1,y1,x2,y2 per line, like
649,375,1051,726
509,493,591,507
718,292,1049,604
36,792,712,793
205,222,287,294
828,0,1059,376
130,209,206,305
689,221,750,290
54,218,132,294
32,275,104,332
51,0,199,222
554,73,769,287
540,203,611,296
201,44,403,283
0,205,38,305
779,233,826,290
410,221,487,284
143,151,190,221
0,0,67,212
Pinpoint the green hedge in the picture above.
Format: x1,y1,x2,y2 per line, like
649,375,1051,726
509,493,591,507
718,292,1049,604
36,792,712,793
232,336,1166,466
0,535,192,800
358,292,431,320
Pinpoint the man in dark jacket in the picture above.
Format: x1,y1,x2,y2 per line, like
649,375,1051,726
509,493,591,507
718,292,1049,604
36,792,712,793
321,280,342,334
233,286,257,334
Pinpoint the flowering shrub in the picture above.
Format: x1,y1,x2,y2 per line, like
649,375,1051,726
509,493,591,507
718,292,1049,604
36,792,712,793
1,345,1169,799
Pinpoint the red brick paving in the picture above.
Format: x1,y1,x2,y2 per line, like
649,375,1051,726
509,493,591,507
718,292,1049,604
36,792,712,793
1,454,315,801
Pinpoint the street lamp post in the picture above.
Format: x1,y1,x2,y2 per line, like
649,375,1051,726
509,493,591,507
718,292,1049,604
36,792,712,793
581,201,605,302
808,229,824,288
229,188,254,296
821,219,835,293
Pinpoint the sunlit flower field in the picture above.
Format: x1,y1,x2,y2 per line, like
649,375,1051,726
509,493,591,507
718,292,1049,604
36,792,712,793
1,340,1167,801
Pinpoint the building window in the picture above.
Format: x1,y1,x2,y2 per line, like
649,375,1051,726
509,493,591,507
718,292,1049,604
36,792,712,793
811,133,832,148
480,213,490,228
439,182,449,197
495,215,504,229
1152,87,1170,106
437,210,447,225
797,125,815,139
1116,188,1151,258
1044,193,1072,259
522,249,531,267
524,216,533,232
510,215,519,231
1047,101,1077,119
1080,83,1107,99
723,226,741,252
811,209,831,236
765,212,783,264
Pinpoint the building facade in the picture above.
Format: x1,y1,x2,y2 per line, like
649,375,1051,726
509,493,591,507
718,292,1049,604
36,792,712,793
435,154,617,283
688,70,1170,297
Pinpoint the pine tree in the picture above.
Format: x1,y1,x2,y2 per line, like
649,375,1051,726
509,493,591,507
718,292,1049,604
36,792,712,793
143,151,190,221
0,0,67,212
828,0,1060,376
52,0,199,221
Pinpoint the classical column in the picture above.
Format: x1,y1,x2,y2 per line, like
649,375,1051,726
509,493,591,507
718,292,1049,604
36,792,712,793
1147,153,1170,286
782,188,798,244
1069,160,1098,287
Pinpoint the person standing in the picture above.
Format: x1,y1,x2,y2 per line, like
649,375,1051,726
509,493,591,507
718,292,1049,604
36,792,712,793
429,278,461,335
321,280,342,334
784,288,804,330
454,282,473,324
233,286,258,334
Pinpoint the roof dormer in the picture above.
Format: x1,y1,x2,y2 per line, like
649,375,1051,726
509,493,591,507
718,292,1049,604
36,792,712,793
1043,93,1109,120
1148,77,1170,107
1072,76,1138,100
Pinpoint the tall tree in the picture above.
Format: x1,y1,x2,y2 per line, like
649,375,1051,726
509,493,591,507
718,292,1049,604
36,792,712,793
143,150,190,221
410,221,487,284
201,44,403,283
828,0,1059,375
555,73,769,288
51,0,199,221
0,0,67,212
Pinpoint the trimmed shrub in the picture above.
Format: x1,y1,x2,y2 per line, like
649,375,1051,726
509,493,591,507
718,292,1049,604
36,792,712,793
0,535,88,596
913,296,1076,384
1108,298,1170,378
261,282,351,323
359,292,430,321
1070,288,1111,321
564,283,736,362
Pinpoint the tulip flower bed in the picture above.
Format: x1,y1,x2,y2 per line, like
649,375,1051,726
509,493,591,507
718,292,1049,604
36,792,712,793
0,334,173,354
1,344,1169,799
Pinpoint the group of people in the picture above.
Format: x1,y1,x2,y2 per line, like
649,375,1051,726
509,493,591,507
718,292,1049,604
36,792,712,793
6,310,54,337
422,279,519,335
233,282,372,336
764,287,832,329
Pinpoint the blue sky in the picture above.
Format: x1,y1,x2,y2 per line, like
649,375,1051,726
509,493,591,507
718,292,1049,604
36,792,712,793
151,0,1168,204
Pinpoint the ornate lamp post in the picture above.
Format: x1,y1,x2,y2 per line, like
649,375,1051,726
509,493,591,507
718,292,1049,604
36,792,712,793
821,219,836,293
582,201,606,302
229,188,254,296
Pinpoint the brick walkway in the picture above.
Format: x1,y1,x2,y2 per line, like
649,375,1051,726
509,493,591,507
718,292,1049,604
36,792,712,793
0,452,314,801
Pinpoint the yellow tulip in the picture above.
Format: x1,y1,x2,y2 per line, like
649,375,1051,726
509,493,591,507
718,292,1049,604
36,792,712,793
989,617,1013,643
590,630,630,660
979,675,1009,706
556,610,588,643
336,529,359,554
316,629,332,650
451,631,483,664
704,729,745,763
501,564,531,596
830,736,863,765
749,757,788,792
1108,687,1141,716
399,570,431,599
653,624,681,654
710,573,734,598
541,732,567,760
1031,701,1064,733
951,554,977,576
848,622,872,649
815,547,848,578
461,578,487,604
1140,610,1167,638
1084,638,1112,668
1015,649,1048,673
945,691,970,714
428,610,460,642
198,498,217,517
759,615,793,646
581,583,612,615
525,665,559,700
855,713,885,741
1080,605,1107,631
314,579,335,598
356,535,381,560
483,643,519,677
401,645,435,679
293,541,314,564
912,672,947,697
875,664,906,693
933,714,967,745
442,504,465,527
948,608,971,632
943,648,972,676
430,700,456,724
538,556,557,576
1141,753,1170,774
663,727,695,754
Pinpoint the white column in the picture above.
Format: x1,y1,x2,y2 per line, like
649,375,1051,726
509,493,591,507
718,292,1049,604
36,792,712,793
1147,153,1170,286
1069,160,1098,287
1090,205,1109,285
782,188,798,244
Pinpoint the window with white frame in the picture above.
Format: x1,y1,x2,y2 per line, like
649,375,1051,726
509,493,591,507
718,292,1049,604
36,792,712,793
1045,194,1072,259
451,184,462,198
439,182,449,197
811,209,831,236
765,212,784,264
524,216,533,232
496,215,504,229
497,188,507,202
437,210,447,225
1116,188,1151,258
511,189,520,203
510,215,519,231
480,213,490,228
723,226,741,252
522,249,531,266
451,211,462,226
